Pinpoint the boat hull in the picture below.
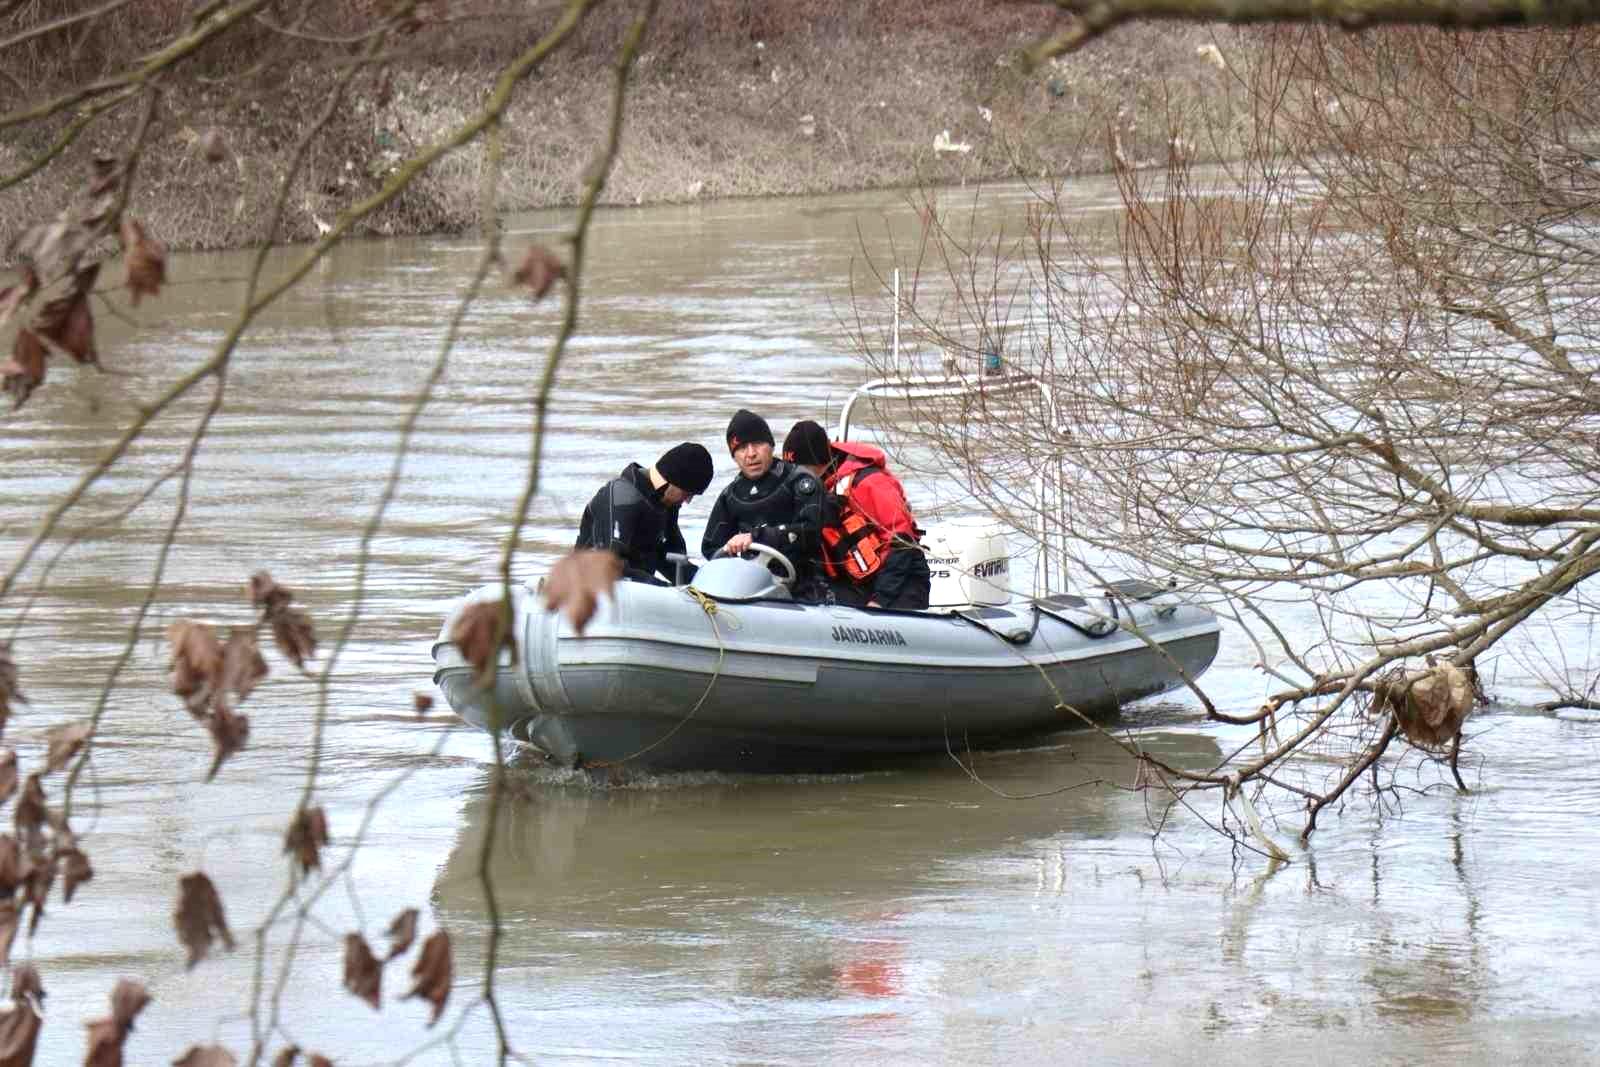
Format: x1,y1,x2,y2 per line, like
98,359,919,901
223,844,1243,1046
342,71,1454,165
433,579,1220,773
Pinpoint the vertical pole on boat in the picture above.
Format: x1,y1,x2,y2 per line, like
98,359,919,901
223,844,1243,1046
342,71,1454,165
891,268,901,372
1036,469,1049,597
1056,453,1069,594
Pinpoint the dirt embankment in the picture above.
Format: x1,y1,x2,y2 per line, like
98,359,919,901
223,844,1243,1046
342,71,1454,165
0,8,1237,252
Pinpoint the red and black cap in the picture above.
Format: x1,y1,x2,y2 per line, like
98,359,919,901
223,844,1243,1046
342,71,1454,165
725,409,774,453
782,420,831,465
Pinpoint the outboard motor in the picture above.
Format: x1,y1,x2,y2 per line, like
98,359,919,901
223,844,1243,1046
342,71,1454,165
923,517,1012,610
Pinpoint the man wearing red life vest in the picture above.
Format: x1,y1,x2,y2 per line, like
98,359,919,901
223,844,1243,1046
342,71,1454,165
781,420,932,610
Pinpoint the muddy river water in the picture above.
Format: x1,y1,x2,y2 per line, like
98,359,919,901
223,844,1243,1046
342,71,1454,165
1,180,1598,1064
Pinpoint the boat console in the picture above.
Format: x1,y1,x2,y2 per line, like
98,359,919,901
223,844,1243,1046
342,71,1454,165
691,553,794,602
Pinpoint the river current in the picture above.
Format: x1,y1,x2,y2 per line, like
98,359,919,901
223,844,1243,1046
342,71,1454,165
0,180,1597,1064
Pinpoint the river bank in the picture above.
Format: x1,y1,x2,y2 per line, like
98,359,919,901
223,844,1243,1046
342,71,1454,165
0,12,1238,252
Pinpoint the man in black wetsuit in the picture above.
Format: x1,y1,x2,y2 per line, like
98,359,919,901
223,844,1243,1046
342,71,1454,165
701,409,827,594
575,442,713,585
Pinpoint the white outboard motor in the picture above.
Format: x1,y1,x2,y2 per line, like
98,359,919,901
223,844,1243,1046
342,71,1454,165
923,517,1012,609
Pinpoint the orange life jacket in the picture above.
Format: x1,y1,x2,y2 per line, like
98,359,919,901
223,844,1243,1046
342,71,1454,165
820,469,894,582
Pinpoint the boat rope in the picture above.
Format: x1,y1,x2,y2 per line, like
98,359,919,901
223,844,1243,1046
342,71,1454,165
582,587,731,770
683,586,742,632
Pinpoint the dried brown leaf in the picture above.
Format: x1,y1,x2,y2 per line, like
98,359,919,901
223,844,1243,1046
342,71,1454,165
0,268,37,331
510,244,566,302
3,330,47,410
0,903,17,973
342,933,381,1010
449,600,508,684
405,929,452,1026
384,908,418,961
0,997,40,1067
108,978,147,1030
58,846,92,903
0,839,20,896
13,776,45,843
172,1045,237,1067
11,966,41,1007
306,1057,331,1067
543,550,622,636
84,1016,123,1067
44,721,91,774
0,644,20,739
0,753,16,808
269,608,316,670
219,629,268,704
205,707,249,783
249,572,292,614
283,807,329,875
174,872,234,969
270,1049,299,1067
23,860,51,936
1377,663,1475,748
119,218,166,306
35,291,96,366
412,692,433,715
167,622,223,715
85,978,146,1067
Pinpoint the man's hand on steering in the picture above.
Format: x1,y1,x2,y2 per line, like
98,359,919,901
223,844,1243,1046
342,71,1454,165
723,532,755,555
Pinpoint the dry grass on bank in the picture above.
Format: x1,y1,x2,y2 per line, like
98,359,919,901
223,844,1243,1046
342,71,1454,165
0,1,1245,253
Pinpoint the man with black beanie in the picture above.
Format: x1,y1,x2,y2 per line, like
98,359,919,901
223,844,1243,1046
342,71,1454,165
576,442,713,585
701,409,828,594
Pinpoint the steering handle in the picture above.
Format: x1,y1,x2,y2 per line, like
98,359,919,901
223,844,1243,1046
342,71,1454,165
710,541,798,584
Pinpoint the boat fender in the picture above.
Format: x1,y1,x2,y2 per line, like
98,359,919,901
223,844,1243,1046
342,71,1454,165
1035,603,1117,639
953,606,1042,646
1100,580,1181,621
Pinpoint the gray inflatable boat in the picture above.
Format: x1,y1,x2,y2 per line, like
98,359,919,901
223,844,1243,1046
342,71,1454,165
431,539,1221,773
433,372,1221,772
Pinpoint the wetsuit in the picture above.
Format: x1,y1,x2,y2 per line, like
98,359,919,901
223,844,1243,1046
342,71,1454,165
575,463,695,584
700,459,826,592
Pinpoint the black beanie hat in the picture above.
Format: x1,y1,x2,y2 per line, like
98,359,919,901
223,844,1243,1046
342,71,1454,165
655,442,713,495
782,420,832,466
725,409,774,453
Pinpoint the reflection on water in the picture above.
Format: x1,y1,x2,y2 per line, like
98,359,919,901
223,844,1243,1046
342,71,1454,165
438,730,1220,930
0,182,1598,1063
429,716,1600,1065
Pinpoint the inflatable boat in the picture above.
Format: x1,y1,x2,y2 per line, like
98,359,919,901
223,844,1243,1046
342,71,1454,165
431,520,1220,773
432,372,1220,772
